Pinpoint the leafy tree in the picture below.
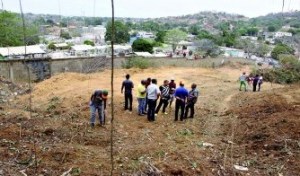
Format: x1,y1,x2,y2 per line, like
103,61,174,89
84,40,95,46
194,39,222,57
222,30,237,47
197,30,214,40
0,11,39,47
236,39,255,58
155,31,166,43
271,44,295,60
60,31,71,39
164,29,187,52
105,21,130,44
246,27,259,36
188,25,200,35
132,38,153,53
256,42,270,58
268,26,276,32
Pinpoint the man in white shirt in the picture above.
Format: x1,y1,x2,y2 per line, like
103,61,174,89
147,79,161,121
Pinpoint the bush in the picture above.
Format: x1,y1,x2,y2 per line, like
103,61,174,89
271,44,294,60
122,57,152,69
84,40,95,46
253,55,300,84
132,39,153,53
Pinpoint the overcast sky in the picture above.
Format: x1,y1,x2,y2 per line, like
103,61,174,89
2,0,300,18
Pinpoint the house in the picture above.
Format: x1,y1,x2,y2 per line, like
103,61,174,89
274,32,292,38
136,32,155,39
0,45,47,59
70,45,95,56
241,36,258,41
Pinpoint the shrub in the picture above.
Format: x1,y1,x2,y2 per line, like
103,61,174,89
132,39,153,53
122,57,152,69
271,44,294,60
253,55,300,84
84,40,95,46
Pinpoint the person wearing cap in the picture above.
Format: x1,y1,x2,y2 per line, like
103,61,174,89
137,80,147,116
89,90,108,127
184,83,199,118
155,80,170,115
169,78,176,108
174,82,189,121
121,74,134,111
147,79,161,121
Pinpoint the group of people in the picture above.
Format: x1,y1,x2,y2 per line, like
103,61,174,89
89,74,199,127
121,74,199,122
239,72,264,92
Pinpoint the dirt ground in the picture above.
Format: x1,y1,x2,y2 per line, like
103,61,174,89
0,65,299,176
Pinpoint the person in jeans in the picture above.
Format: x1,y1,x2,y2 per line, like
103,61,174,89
121,74,134,111
239,72,247,91
169,79,176,108
174,82,189,121
155,80,170,115
147,79,160,121
185,83,199,118
90,90,108,127
137,80,147,116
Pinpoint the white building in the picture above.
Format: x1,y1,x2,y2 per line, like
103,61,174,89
274,32,292,38
0,45,46,59
136,32,155,39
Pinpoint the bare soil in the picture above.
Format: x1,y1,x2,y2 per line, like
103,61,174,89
0,65,299,176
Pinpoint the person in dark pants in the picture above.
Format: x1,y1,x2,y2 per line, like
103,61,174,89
146,79,160,121
169,79,176,108
155,80,170,115
144,77,151,113
89,90,108,127
258,74,263,91
185,83,199,118
253,74,259,92
174,82,189,121
121,74,134,111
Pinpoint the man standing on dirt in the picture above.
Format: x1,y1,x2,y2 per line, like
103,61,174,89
147,79,160,121
121,74,134,111
144,77,152,113
155,80,170,115
258,74,263,91
239,72,247,91
184,83,199,119
89,90,108,127
137,80,147,116
253,74,259,92
169,78,176,108
174,82,189,121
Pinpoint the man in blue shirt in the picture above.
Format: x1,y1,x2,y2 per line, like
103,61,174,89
121,74,134,111
90,90,108,127
174,82,189,121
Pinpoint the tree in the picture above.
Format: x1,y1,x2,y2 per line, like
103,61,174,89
236,39,256,58
105,21,130,44
194,39,222,58
256,42,270,58
60,31,71,39
188,25,200,35
0,11,39,47
271,44,295,60
197,30,214,40
84,40,95,46
246,27,259,36
268,26,276,32
155,31,166,43
164,29,187,52
132,38,153,53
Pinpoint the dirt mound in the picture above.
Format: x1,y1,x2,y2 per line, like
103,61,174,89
226,86,300,175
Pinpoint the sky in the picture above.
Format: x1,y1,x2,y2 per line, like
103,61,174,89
1,0,300,18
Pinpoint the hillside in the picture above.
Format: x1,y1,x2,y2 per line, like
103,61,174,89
1,63,299,175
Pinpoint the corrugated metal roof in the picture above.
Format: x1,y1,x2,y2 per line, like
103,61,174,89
0,45,46,56
71,45,94,51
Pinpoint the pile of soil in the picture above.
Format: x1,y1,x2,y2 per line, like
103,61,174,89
225,86,300,175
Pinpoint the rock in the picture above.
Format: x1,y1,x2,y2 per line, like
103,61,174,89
0,91,6,96
234,165,249,171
